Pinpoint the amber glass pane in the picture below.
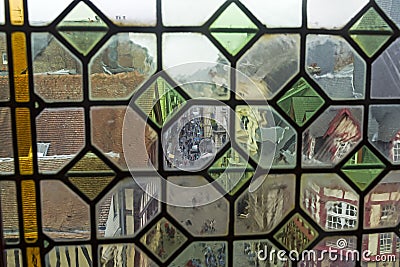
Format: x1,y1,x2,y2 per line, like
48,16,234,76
21,180,38,243
11,32,29,102
9,0,24,25
16,108,33,175
26,247,41,267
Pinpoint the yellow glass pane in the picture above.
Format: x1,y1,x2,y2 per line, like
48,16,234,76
21,180,38,243
11,32,29,102
9,0,24,25
16,108,33,175
26,247,41,267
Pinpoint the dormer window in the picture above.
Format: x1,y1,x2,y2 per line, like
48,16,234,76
37,143,50,157
2,52,7,65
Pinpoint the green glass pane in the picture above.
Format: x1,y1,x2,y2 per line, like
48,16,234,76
58,31,107,56
277,78,324,126
350,8,392,57
211,32,256,56
342,146,385,190
57,2,108,55
208,148,254,195
67,152,114,200
350,34,392,57
210,3,258,29
210,3,258,55
140,218,187,262
135,77,185,127
350,8,392,31
274,213,318,252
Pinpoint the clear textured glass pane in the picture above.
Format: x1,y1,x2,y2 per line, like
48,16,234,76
371,38,400,99
99,244,158,267
0,107,14,174
237,34,300,99
240,0,302,28
45,245,92,266
235,174,295,235
41,180,90,241
32,32,83,102
162,0,226,26
36,108,85,173
28,0,73,26
306,35,366,100
163,33,230,100
163,105,229,171
298,236,357,266
4,249,22,266
93,106,158,170
167,176,229,236
0,32,10,101
96,177,161,238
0,181,19,244
361,233,400,266
302,106,364,167
376,0,400,28
89,33,157,100
301,173,360,231
169,241,227,266
364,171,400,229
140,217,187,262
91,0,156,26
307,0,369,29
236,106,296,169
368,105,400,163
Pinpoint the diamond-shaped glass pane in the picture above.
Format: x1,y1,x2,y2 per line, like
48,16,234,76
210,3,258,55
169,241,227,266
67,152,114,201
274,213,318,252
57,2,108,55
235,174,296,235
136,77,185,127
350,8,393,57
140,218,187,262
208,148,254,195
277,78,325,126
342,146,385,190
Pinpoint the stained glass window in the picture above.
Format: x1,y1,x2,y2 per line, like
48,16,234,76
1,0,400,266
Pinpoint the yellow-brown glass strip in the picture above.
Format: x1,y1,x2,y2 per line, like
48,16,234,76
26,247,41,267
11,32,29,102
9,0,24,25
16,108,33,175
21,180,38,243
